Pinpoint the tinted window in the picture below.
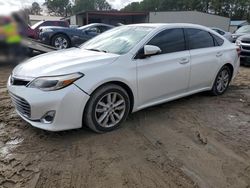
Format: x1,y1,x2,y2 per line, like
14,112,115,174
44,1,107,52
87,27,101,34
213,29,225,35
186,28,214,50
147,29,186,54
98,26,111,32
235,25,250,34
58,22,68,27
212,34,224,46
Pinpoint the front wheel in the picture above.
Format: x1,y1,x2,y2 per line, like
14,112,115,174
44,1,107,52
51,34,70,49
83,84,130,133
211,66,232,96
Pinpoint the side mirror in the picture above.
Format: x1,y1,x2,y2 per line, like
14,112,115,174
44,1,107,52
135,45,162,59
144,45,161,56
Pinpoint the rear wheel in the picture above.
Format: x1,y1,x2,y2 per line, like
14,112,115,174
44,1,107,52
83,84,130,133
211,66,232,96
51,34,70,49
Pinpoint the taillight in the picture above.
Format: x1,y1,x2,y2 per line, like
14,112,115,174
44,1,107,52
236,47,241,57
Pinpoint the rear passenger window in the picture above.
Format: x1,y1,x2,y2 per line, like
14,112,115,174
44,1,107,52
212,34,224,46
147,28,186,54
186,28,214,50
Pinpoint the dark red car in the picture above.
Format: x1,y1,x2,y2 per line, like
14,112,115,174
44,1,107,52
21,20,69,39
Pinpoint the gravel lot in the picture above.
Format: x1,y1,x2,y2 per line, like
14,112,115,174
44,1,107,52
0,64,249,188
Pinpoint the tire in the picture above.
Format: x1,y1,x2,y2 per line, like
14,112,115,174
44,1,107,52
211,65,232,96
51,34,70,49
83,84,131,133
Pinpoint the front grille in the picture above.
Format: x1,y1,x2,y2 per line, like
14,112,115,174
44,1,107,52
241,40,250,44
241,51,250,57
9,92,31,118
242,45,250,51
11,77,30,86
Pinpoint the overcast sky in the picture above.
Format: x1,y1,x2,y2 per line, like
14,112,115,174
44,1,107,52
1,0,142,10
107,0,142,9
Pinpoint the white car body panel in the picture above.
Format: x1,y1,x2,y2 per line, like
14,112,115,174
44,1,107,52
7,23,239,131
136,50,190,106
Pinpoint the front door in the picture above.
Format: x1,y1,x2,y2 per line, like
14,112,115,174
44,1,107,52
135,28,191,108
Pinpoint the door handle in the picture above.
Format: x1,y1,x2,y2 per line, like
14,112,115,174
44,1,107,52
179,58,189,64
216,52,223,57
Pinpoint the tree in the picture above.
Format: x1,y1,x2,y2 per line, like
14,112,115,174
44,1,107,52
73,0,94,13
95,0,112,10
123,0,250,21
30,2,42,15
73,0,112,13
44,0,72,17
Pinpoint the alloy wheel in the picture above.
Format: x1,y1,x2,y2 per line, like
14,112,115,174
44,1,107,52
95,92,126,128
54,37,68,49
216,69,230,93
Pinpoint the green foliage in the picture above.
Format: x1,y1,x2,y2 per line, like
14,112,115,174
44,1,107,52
30,2,42,15
72,0,112,13
122,0,250,21
44,0,72,17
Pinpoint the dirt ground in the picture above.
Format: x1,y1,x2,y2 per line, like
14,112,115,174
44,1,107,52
0,64,249,188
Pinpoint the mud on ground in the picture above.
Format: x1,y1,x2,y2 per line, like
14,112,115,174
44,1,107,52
0,64,249,188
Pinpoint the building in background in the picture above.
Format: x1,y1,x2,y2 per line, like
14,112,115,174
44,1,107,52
68,11,148,26
29,15,63,25
229,20,249,33
68,10,231,31
149,11,230,31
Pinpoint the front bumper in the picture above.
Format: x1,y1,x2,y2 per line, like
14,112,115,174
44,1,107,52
7,77,90,131
240,43,250,65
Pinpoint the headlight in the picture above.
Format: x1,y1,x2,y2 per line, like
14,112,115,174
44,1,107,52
27,73,84,91
236,40,241,46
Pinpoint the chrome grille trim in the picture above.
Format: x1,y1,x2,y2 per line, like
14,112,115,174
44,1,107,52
10,76,30,86
9,92,31,118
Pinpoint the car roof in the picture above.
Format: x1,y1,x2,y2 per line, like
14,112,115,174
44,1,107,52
127,23,211,29
85,23,114,27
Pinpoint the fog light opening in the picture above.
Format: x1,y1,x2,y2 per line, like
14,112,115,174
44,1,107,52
41,111,56,124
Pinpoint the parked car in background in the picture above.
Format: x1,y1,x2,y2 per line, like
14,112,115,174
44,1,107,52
31,20,69,39
39,23,114,49
8,24,239,133
236,34,250,65
232,25,250,42
211,27,233,42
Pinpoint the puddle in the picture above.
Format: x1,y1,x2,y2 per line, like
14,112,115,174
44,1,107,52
5,138,24,145
0,138,24,157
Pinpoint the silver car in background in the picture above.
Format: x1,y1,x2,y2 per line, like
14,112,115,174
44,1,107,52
211,27,233,42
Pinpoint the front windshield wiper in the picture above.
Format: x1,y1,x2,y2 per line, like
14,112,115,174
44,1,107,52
86,48,108,53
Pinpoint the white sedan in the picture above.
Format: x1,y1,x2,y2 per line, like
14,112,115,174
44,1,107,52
8,24,240,133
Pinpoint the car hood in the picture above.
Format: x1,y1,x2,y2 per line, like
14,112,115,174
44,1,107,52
238,34,250,42
232,33,247,38
12,48,120,79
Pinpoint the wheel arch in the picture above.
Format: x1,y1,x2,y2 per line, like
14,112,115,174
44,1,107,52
223,63,234,81
88,81,135,113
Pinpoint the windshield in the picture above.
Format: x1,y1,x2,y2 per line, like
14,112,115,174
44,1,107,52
31,21,43,29
77,25,90,30
81,26,154,55
236,25,250,34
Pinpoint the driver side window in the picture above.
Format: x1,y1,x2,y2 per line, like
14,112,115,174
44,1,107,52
87,27,101,34
147,28,186,54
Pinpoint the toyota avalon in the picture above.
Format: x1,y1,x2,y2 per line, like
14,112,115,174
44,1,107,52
7,24,240,133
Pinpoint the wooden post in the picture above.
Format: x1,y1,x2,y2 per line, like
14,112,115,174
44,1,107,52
86,12,89,25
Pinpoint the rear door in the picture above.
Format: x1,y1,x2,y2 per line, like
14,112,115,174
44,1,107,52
136,28,191,107
185,28,224,91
